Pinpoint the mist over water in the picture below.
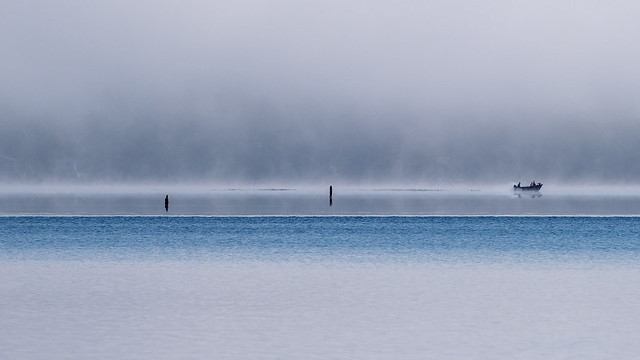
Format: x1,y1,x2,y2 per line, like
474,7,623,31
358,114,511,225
2,1,640,185
5,5,640,359
0,184,639,216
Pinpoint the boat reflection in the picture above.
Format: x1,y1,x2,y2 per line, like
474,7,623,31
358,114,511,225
514,193,543,199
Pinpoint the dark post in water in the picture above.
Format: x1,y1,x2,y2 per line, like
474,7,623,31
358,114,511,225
165,195,169,212
329,186,333,206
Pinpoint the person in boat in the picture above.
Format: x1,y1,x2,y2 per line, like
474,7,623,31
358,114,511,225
517,182,521,188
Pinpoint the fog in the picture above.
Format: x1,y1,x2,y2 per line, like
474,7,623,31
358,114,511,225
2,0,640,185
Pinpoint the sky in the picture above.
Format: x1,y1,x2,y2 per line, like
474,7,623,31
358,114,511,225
2,0,640,185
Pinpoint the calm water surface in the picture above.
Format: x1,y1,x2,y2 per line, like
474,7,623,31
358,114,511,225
2,188,640,359
1,186,640,215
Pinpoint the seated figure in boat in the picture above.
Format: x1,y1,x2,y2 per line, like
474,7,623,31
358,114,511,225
514,180,543,192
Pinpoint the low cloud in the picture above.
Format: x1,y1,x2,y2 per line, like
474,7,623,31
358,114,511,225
2,1,640,184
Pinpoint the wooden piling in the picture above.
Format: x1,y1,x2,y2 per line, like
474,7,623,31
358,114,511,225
329,186,333,206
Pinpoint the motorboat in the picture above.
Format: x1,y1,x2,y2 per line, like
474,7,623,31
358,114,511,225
513,182,543,192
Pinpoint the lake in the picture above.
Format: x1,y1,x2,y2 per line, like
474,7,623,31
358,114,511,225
1,186,640,359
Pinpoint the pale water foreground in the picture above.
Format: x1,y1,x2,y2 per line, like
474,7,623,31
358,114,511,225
3,260,640,360
2,186,640,359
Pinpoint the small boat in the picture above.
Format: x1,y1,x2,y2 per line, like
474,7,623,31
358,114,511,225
513,182,543,192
